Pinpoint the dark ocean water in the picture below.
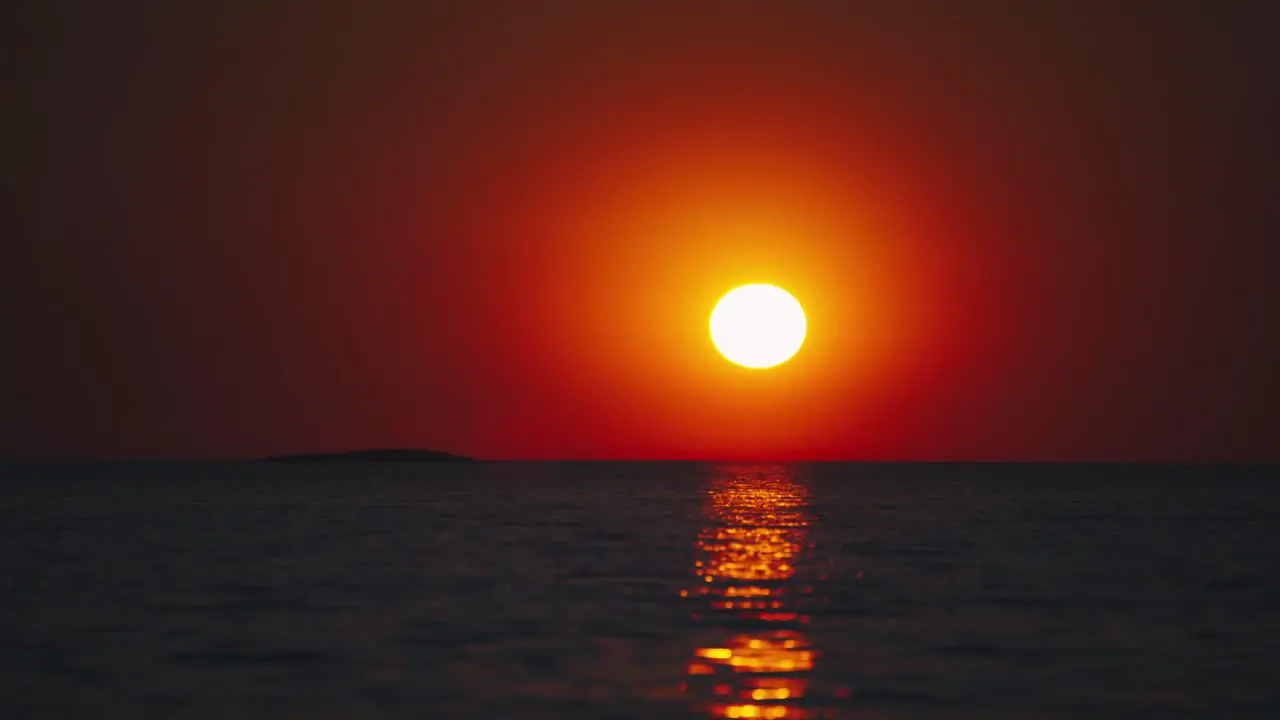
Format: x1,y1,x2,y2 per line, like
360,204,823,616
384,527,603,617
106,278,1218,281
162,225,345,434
1,462,1277,718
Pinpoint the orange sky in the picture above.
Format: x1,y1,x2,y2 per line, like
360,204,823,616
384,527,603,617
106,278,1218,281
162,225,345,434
6,2,1278,460
475,96,980,459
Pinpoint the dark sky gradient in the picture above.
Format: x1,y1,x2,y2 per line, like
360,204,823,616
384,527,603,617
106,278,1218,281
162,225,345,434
5,1,1278,461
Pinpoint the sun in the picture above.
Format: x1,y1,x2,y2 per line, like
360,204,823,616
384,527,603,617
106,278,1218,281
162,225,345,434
710,284,807,369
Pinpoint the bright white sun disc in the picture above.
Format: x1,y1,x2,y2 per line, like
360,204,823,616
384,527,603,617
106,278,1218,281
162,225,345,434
710,284,807,369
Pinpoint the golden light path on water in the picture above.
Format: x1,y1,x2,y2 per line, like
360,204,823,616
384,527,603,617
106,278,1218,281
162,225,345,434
682,465,845,718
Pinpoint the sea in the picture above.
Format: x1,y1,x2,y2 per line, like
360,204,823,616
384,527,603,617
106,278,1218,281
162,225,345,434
1,461,1277,718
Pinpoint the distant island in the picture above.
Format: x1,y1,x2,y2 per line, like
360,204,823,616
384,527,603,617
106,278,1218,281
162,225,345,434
259,449,475,463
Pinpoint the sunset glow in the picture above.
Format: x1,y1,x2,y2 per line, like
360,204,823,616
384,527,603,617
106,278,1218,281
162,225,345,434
10,3,1274,463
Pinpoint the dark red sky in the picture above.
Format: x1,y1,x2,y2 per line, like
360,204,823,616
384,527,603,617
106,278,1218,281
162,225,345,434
5,1,1278,461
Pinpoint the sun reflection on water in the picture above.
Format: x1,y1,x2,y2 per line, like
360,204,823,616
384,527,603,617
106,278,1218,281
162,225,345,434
683,464,838,719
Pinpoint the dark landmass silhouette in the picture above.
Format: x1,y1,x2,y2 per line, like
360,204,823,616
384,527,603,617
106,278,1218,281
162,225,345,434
259,449,475,463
